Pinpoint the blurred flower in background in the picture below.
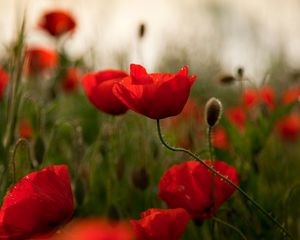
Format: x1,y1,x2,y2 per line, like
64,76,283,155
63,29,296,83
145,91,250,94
2,0,300,77
281,87,300,105
18,118,33,139
25,47,58,76
61,67,82,93
130,208,190,240
276,114,300,141
212,126,230,150
38,9,76,38
0,68,9,99
52,219,134,240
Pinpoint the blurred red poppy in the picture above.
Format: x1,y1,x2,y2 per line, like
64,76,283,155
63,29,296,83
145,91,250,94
0,68,9,99
281,87,300,105
162,98,201,128
0,165,74,239
212,127,230,150
82,70,128,115
260,86,275,110
62,68,82,92
113,64,197,119
159,160,239,219
242,87,275,110
19,119,33,139
51,218,134,240
242,89,258,108
162,98,203,150
130,208,190,240
25,47,58,76
226,106,246,131
276,114,300,141
39,10,76,37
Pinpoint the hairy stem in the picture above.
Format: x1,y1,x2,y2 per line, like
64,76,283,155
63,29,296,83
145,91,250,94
156,119,293,239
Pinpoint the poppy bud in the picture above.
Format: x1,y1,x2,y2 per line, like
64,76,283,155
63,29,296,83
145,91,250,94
205,97,223,127
131,166,149,191
219,74,236,85
236,66,244,79
138,23,146,39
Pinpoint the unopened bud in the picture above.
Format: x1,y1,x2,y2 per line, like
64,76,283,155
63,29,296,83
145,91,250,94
219,74,236,85
236,67,244,79
138,23,146,39
205,97,223,127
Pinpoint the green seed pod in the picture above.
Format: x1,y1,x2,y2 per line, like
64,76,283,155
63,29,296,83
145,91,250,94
205,97,223,127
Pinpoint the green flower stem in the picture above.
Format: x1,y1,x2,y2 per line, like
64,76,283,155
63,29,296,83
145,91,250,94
156,119,294,240
213,217,247,240
207,126,216,207
207,126,216,240
10,138,34,184
4,20,26,149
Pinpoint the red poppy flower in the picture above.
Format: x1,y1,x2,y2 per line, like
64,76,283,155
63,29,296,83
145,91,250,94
0,68,9,99
159,160,239,219
226,106,246,131
282,87,300,105
242,89,258,108
25,47,58,76
130,208,190,240
276,114,300,141
260,86,275,110
19,119,33,139
39,10,76,37
212,127,230,150
62,68,82,92
113,64,197,119
0,165,74,239
82,70,128,115
51,219,134,240
242,87,275,110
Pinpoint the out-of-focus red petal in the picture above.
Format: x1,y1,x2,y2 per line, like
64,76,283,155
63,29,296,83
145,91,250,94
0,165,74,239
131,208,190,240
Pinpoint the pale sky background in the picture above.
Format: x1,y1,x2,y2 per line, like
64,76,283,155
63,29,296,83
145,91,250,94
1,0,300,81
